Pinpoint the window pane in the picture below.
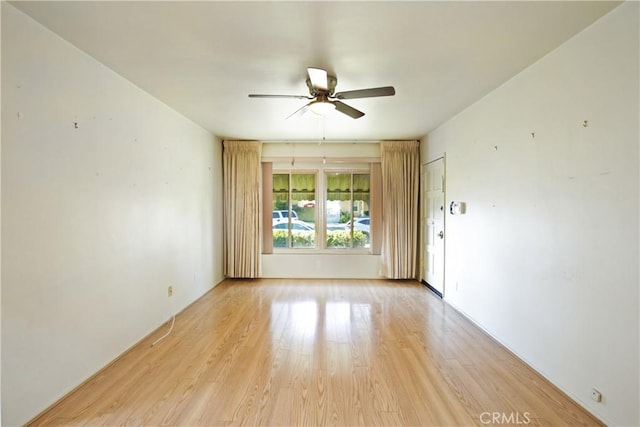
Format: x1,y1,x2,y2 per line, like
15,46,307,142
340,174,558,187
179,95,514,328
352,174,371,248
291,174,316,248
326,172,370,249
272,174,290,248
272,173,316,248
326,173,350,248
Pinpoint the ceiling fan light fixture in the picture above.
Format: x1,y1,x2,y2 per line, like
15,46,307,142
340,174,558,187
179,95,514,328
309,100,335,115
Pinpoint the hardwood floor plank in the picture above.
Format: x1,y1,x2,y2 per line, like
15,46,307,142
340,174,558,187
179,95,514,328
27,279,603,426
266,387,293,427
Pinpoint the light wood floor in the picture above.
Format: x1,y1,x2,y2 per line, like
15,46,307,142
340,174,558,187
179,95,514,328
29,279,602,426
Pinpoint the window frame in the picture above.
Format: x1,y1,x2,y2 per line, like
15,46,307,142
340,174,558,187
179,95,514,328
271,163,372,254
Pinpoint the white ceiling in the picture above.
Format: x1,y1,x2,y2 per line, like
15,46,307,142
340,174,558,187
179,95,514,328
11,1,620,142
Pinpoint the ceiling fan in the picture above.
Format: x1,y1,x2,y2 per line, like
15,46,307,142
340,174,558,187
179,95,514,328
248,67,395,119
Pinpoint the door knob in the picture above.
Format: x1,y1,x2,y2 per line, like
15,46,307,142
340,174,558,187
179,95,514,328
438,231,444,239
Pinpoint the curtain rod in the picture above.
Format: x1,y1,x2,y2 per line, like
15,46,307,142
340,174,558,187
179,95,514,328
221,139,420,144
259,140,383,144
262,156,380,164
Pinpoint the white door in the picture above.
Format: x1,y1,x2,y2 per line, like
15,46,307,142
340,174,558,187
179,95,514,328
422,158,445,296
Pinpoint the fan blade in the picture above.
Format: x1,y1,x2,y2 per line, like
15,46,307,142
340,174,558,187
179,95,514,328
307,67,328,91
334,86,395,100
249,94,312,99
334,101,365,119
286,102,311,119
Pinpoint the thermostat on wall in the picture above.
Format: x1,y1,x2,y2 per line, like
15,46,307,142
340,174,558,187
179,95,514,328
449,201,466,215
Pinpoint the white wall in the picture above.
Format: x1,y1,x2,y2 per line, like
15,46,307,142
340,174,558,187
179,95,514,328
262,253,381,278
1,4,224,425
262,142,383,278
422,3,638,425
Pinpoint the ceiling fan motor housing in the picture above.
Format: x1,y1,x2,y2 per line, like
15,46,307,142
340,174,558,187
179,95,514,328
306,75,337,96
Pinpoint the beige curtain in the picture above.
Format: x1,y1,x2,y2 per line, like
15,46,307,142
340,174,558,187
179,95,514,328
261,162,273,254
370,163,382,255
223,140,262,278
379,140,420,279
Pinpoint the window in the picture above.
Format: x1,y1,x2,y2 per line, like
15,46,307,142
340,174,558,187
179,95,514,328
326,172,370,249
272,173,316,248
270,166,373,252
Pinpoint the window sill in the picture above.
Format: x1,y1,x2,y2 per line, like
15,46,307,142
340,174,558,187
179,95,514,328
268,249,373,255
